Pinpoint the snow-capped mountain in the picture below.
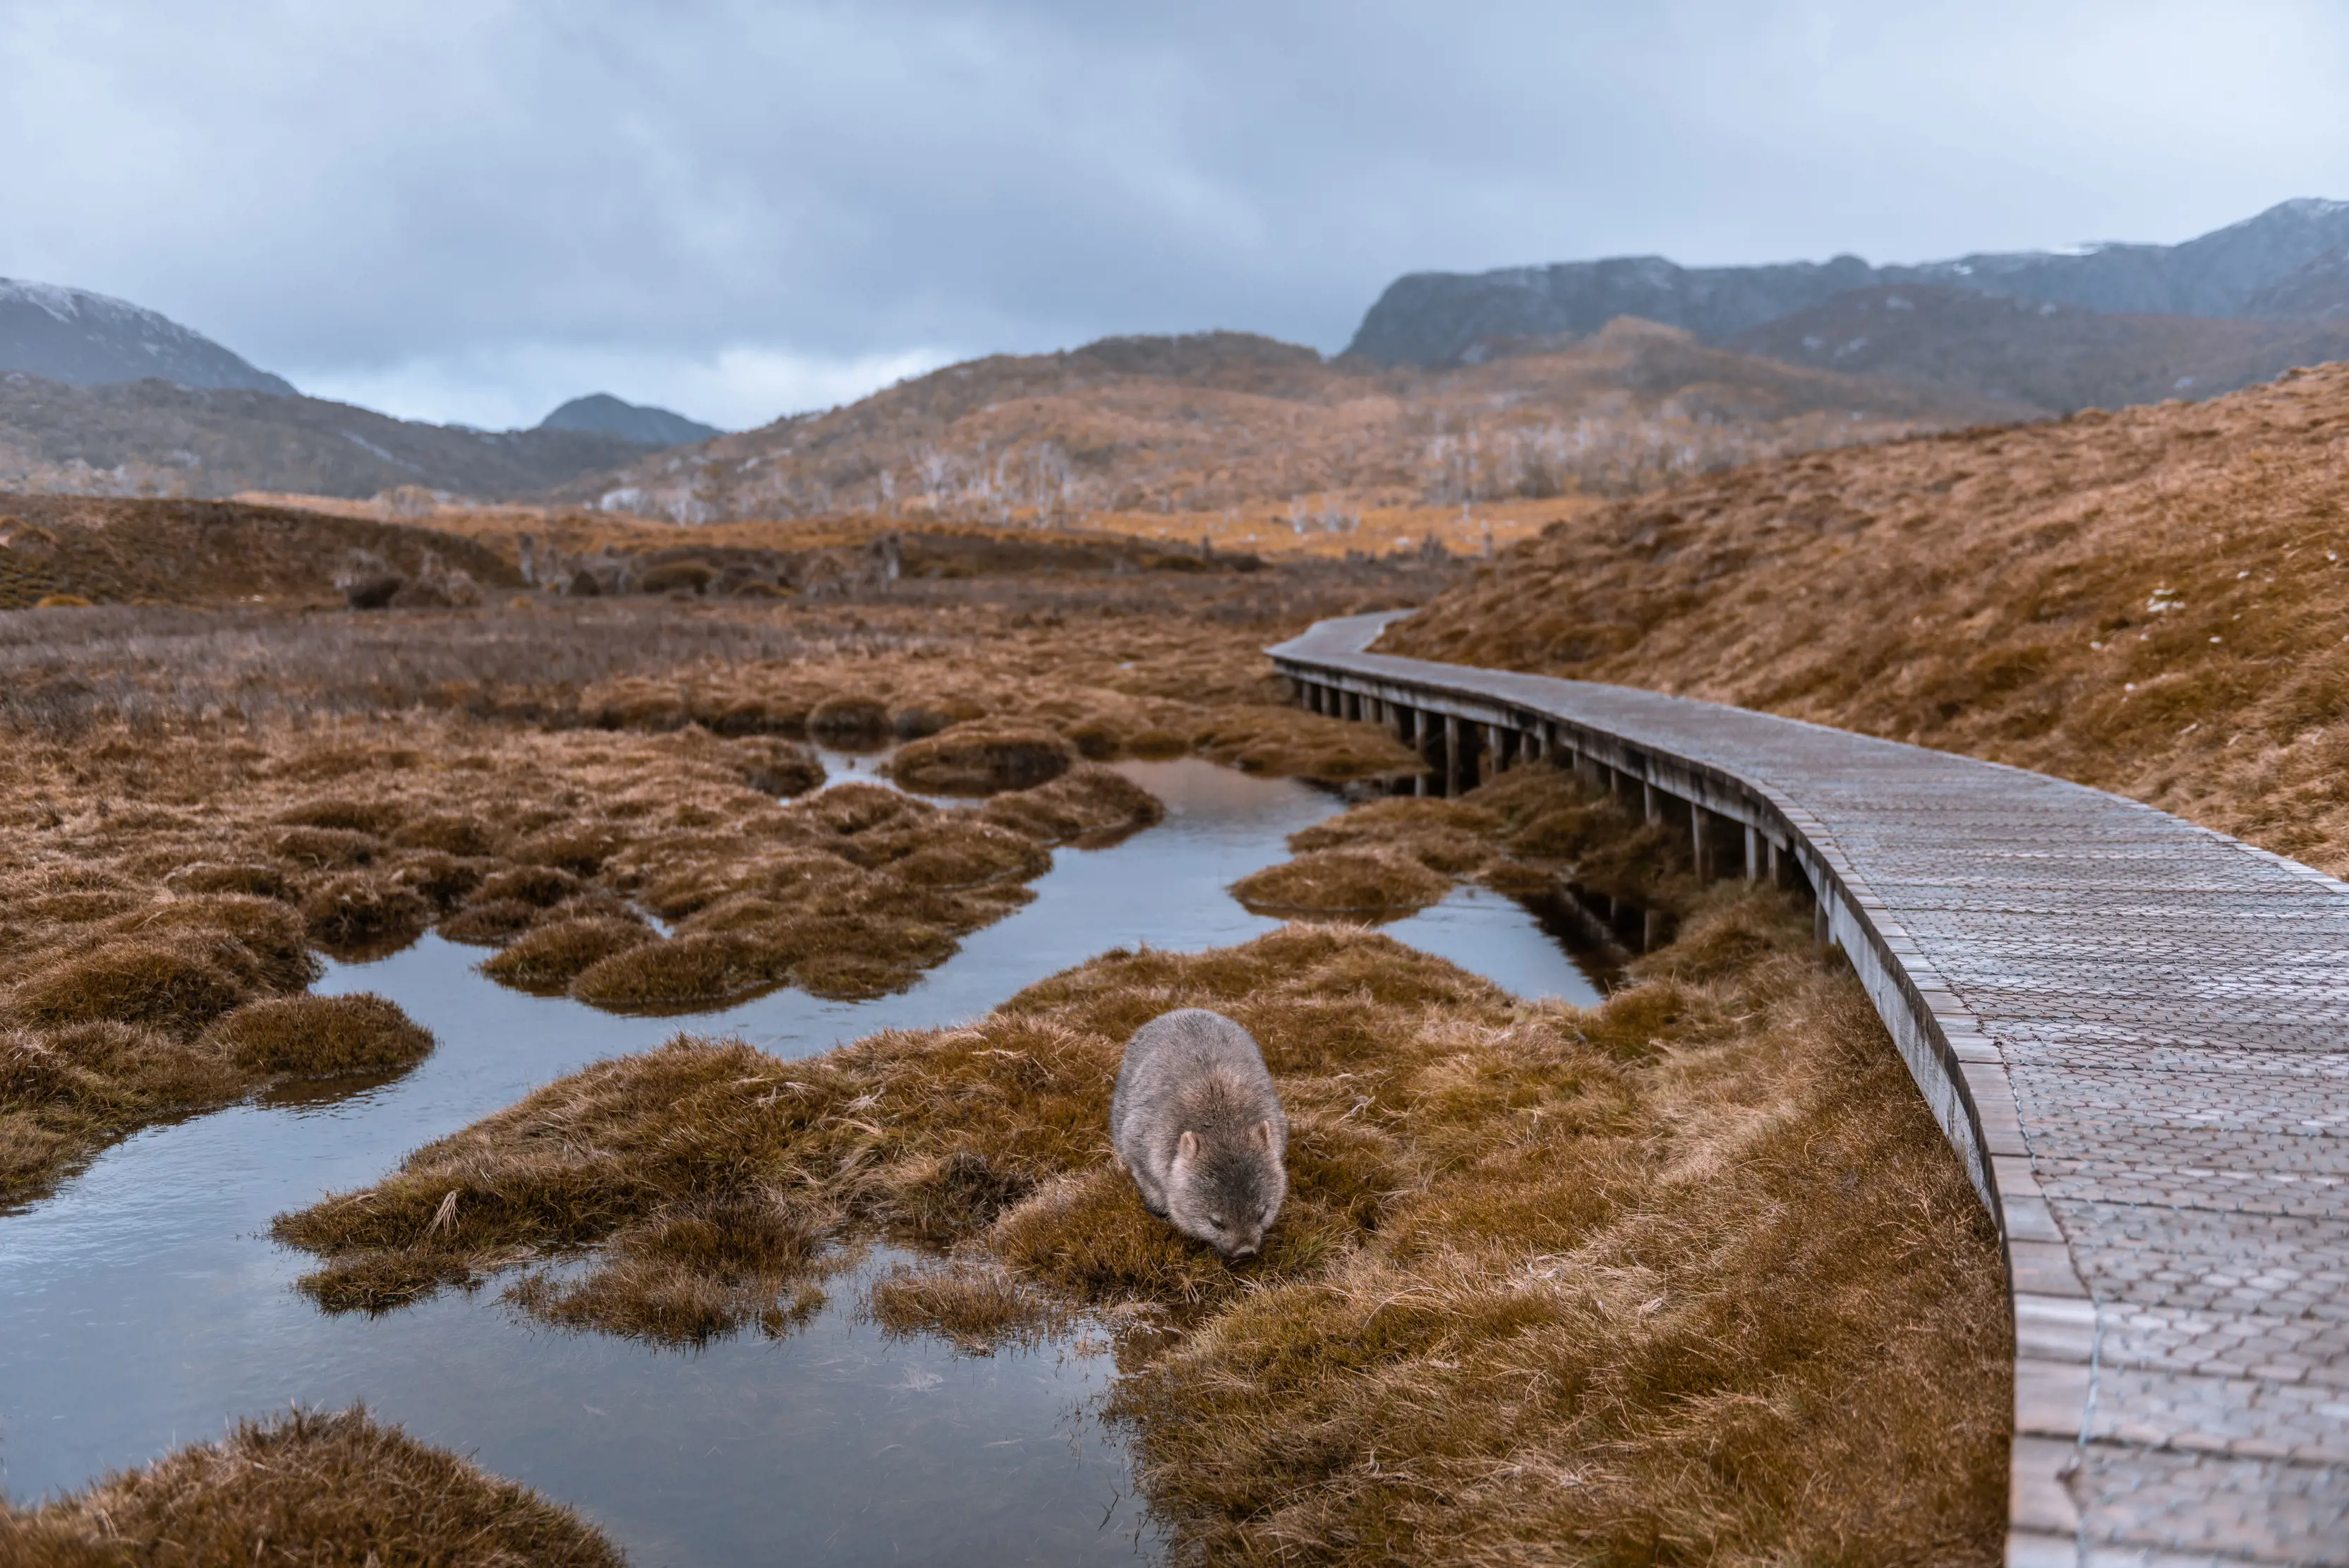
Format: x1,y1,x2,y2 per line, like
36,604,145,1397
0,278,295,394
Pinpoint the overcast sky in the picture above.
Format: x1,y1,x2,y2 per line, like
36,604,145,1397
4,1,2343,430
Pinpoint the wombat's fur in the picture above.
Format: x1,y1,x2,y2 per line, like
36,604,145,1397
1110,1008,1288,1258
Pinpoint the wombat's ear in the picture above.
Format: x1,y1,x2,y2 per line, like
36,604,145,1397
1251,1118,1274,1150
1177,1129,1199,1161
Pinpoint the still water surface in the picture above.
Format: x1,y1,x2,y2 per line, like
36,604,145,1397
0,759,1607,1564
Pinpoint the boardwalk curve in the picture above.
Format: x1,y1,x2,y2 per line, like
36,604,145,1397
1270,612,2349,1568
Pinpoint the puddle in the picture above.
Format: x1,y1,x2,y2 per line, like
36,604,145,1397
0,759,1615,1563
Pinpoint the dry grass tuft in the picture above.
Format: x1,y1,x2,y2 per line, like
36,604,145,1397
1242,762,1697,924
887,720,1078,794
299,872,434,955
979,764,1165,847
8,937,256,1039
479,915,657,994
0,1404,624,1567
203,993,433,1076
866,1257,1066,1352
1230,846,1454,918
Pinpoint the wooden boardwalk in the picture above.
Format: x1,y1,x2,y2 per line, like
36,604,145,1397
1270,613,2349,1568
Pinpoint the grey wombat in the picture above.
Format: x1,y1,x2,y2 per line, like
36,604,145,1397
1110,1008,1288,1258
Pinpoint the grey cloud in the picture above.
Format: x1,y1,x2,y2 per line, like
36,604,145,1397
1,0,2344,427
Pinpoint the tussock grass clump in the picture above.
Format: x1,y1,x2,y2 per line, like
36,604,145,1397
8,937,256,1039
162,861,289,900
887,720,1077,794
978,764,1165,845
204,993,433,1076
723,735,826,797
569,931,788,1014
300,872,434,954
268,826,381,870
277,795,406,836
480,915,656,993
435,896,541,946
110,895,320,993
1249,763,1698,922
390,811,503,857
0,1404,624,1567
807,694,891,744
1230,846,1452,917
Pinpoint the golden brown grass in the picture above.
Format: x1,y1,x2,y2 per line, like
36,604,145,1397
203,994,434,1075
1385,361,2349,874
1240,764,1701,926
1230,846,1454,918
274,859,2005,1562
0,924,433,1207
0,550,1431,1198
886,719,1077,792
0,1405,623,1567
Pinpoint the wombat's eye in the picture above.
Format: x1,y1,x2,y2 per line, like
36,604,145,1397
1208,1214,1227,1229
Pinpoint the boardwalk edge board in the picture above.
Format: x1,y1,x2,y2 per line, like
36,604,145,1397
1269,612,2349,1568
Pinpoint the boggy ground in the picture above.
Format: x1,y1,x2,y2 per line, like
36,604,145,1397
0,560,1432,1207
0,1406,624,1567
275,775,2007,1564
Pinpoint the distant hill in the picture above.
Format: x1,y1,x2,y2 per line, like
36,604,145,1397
538,393,720,446
1349,198,2349,366
0,278,295,394
1728,286,2349,414
2247,244,2349,322
0,374,660,501
551,325,2008,524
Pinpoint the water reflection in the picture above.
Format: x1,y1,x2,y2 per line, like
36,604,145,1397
0,759,1615,1564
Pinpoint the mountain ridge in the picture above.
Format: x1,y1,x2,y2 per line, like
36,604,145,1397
0,277,296,395
1348,198,2349,366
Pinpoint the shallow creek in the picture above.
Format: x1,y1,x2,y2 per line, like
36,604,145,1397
1,758,1611,1564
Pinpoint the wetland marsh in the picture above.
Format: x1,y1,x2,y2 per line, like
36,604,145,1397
0,534,2007,1565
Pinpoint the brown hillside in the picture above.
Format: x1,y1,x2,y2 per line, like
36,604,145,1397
0,495,523,610
1380,362,2349,874
556,325,2003,525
